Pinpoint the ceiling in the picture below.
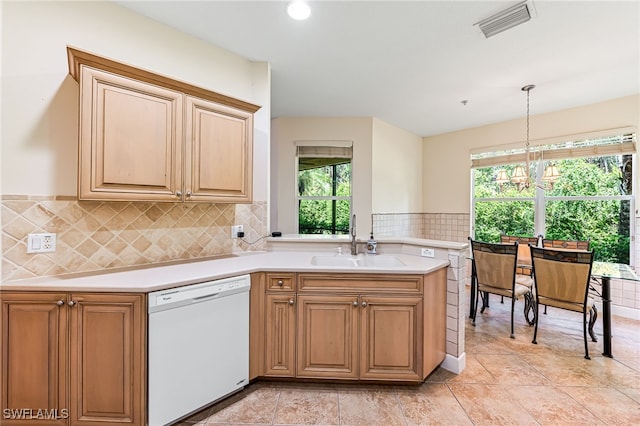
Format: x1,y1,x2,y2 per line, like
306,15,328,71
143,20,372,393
116,1,639,137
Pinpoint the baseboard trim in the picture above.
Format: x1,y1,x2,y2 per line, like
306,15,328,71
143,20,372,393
440,352,466,374
594,301,640,321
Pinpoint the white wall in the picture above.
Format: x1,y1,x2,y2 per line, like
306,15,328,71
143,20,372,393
423,95,640,213
372,118,423,213
0,1,270,201
271,117,373,236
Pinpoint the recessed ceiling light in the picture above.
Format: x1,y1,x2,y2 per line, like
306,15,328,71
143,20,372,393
287,1,311,20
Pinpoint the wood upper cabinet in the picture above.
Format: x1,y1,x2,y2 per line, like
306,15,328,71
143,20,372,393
1,292,145,426
185,96,253,202
78,67,183,201
68,47,259,203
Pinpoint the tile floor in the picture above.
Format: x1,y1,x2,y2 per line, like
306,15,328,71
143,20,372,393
179,293,640,425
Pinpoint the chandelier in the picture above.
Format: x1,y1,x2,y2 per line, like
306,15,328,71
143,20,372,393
496,85,560,190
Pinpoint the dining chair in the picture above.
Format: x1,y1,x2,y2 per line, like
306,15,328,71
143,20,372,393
529,246,597,359
500,234,540,276
540,237,590,314
470,239,535,338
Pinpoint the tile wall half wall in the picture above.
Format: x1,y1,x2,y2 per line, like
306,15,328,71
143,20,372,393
1,196,267,282
372,213,470,243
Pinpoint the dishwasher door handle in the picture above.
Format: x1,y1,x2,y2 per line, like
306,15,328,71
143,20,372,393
192,292,220,302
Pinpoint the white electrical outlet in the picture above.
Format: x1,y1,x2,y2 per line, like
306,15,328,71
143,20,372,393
421,248,435,258
27,233,57,253
231,225,244,238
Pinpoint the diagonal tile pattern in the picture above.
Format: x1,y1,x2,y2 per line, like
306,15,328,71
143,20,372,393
180,289,640,426
2,196,267,281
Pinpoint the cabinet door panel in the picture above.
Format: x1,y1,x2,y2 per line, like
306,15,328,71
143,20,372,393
264,294,296,377
360,296,422,381
1,293,67,426
185,96,253,202
296,295,359,379
69,293,145,426
80,66,182,201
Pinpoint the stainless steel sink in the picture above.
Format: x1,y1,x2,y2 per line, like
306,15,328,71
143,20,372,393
310,255,405,268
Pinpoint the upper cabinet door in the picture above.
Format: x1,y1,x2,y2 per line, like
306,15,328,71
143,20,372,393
184,96,253,203
79,66,183,201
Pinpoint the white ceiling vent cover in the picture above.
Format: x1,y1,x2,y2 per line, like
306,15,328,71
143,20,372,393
475,1,534,38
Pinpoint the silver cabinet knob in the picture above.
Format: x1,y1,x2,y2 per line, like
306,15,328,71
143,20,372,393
56,300,65,306
68,300,76,307
277,280,284,286
288,299,295,306
186,191,192,198
353,301,359,307
361,301,368,308
176,191,182,197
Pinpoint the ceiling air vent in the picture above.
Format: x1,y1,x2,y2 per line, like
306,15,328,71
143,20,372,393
474,1,533,38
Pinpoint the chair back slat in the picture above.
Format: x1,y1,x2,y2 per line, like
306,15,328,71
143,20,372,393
542,238,590,251
530,246,594,306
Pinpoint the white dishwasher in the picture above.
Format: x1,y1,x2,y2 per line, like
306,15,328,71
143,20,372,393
147,274,251,426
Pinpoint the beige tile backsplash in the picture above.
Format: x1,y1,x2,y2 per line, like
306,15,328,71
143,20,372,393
1,196,267,282
373,212,470,243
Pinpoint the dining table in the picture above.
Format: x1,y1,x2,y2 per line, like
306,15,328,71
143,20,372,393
468,258,638,358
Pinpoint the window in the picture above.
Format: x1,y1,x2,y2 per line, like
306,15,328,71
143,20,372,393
296,142,352,234
472,133,635,264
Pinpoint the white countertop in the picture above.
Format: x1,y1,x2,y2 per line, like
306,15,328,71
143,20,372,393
0,251,450,293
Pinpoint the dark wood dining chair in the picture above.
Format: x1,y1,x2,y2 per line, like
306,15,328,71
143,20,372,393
529,246,597,359
470,239,535,338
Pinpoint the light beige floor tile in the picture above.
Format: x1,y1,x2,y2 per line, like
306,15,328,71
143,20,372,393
560,385,640,424
447,383,538,425
445,354,496,384
204,387,280,424
397,383,472,425
272,388,339,425
338,390,405,426
506,385,604,424
475,353,550,385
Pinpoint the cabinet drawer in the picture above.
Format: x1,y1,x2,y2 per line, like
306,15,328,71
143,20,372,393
266,273,296,291
298,273,423,294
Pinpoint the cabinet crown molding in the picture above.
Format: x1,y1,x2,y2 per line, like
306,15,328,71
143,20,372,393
67,46,261,113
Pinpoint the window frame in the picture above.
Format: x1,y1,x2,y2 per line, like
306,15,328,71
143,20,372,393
295,141,353,235
471,133,636,265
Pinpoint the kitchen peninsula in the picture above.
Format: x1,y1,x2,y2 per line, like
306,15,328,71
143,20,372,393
1,236,467,426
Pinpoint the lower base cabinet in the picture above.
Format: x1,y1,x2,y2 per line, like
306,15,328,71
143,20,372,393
296,294,423,381
1,292,146,426
257,270,446,383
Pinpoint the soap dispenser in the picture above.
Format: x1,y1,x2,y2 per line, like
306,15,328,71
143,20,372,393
366,217,377,254
366,230,377,255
